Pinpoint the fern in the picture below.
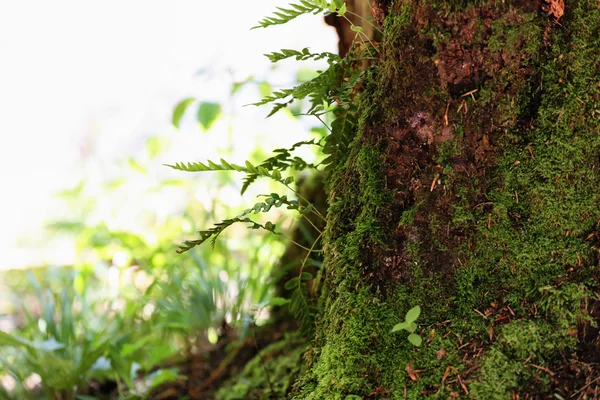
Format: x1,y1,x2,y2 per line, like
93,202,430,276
252,1,325,29
322,103,358,170
285,273,316,336
253,0,348,29
265,48,339,65
255,45,368,117
171,0,374,340
166,158,295,187
266,101,294,118
241,139,322,195
166,159,246,173
253,63,342,116
176,194,301,253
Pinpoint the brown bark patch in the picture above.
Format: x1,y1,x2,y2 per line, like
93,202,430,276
358,2,544,292
371,0,392,27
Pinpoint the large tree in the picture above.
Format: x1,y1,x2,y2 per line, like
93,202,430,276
288,0,600,398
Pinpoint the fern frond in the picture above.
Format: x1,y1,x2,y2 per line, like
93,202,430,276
322,103,358,170
252,1,325,29
265,48,339,64
177,193,298,253
253,63,341,117
285,273,316,336
240,139,321,195
266,101,293,118
165,159,246,173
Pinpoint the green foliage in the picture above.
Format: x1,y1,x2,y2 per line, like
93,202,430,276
285,272,316,336
173,193,305,253
252,64,341,116
0,272,175,399
166,157,295,188
197,102,222,131
240,140,321,195
171,98,222,131
252,0,328,29
391,306,422,346
169,0,374,256
217,335,305,399
172,97,195,128
265,48,339,64
322,103,358,170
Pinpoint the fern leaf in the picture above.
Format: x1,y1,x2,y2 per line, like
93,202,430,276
176,194,297,253
252,1,325,29
165,160,246,173
289,283,315,336
322,103,358,170
240,140,321,195
265,48,339,64
252,64,341,117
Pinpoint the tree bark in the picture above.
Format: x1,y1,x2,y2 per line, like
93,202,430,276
294,0,600,398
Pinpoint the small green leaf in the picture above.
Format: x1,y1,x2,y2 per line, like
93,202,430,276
337,3,347,16
350,25,363,33
245,160,257,172
284,277,300,290
259,81,272,97
405,305,421,323
172,97,195,128
197,102,222,131
146,136,166,158
391,322,409,332
120,336,151,358
408,334,422,347
128,158,146,174
300,272,313,281
265,297,291,307
408,322,417,332
0,331,31,347
148,369,186,390
146,343,175,369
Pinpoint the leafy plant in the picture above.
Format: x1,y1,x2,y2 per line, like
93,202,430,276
391,306,423,347
0,272,141,398
0,268,185,399
167,0,382,340
172,98,222,130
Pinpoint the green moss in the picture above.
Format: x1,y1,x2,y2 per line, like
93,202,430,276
292,0,600,398
451,186,475,228
398,202,422,227
217,335,305,400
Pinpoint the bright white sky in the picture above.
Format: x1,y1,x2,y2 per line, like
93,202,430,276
0,1,337,269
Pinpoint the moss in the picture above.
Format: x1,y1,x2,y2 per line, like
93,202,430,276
216,335,304,399
292,0,600,397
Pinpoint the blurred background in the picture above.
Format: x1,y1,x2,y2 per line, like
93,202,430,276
0,1,336,397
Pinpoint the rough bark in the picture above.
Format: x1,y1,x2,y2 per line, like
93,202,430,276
293,0,600,398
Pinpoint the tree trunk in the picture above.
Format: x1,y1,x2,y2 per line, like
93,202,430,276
294,0,600,398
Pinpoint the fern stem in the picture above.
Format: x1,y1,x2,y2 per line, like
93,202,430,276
345,20,378,53
301,212,323,235
314,114,332,132
287,236,323,253
345,10,383,35
298,230,324,287
282,183,327,222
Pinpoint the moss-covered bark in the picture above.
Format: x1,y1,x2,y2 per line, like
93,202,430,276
292,0,600,398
